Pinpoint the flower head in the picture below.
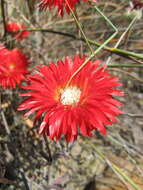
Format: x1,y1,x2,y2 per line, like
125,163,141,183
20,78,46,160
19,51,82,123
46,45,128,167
18,56,123,142
0,46,30,88
6,22,30,40
132,0,143,9
38,0,96,16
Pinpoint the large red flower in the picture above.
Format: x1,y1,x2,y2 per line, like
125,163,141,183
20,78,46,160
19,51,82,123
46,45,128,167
18,56,123,142
6,22,30,40
38,0,96,16
0,46,30,88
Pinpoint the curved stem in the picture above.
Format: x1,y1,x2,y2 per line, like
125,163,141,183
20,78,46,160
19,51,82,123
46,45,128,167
19,27,143,60
65,0,93,54
67,5,118,86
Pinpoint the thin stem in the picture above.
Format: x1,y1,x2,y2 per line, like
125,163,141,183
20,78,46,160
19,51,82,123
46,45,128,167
114,16,137,48
1,0,7,38
88,143,141,190
84,138,141,190
112,164,141,190
18,27,143,60
88,39,143,59
66,53,94,86
75,10,83,56
67,5,118,86
94,5,117,32
106,15,138,65
65,0,93,53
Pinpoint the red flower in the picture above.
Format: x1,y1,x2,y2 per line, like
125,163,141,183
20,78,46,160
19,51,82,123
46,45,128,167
18,56,123,142
0,46,30,88
6,22,30,40
38,0,96,16
132,0,143,9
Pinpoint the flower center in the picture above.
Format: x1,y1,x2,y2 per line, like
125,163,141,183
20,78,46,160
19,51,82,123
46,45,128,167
61,86,81,106
9,63,15,71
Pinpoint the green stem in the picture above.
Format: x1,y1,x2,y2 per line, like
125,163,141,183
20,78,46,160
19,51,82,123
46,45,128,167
94,5,117,31
112,164,141,190
114,15,137,48
88,39,143,59
91,5,118,54
65,0,93,53
19,27,143,60
110,48,143,59
67,5,119,85
90,144,141,190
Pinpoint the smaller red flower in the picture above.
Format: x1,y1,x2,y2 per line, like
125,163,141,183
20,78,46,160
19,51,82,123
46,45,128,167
132,0,143,9
6,22,30,40
0,46,30,88
38,0,96,16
